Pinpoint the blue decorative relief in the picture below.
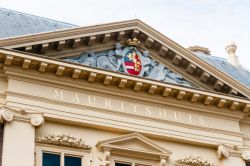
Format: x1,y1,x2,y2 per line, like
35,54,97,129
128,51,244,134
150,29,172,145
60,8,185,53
64,42,193,87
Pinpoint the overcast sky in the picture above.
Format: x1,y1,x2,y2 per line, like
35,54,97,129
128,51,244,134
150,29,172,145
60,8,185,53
1,0,250,69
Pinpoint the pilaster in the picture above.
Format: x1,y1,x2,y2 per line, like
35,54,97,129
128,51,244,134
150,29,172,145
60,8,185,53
0,106,44,166
220,156,246,166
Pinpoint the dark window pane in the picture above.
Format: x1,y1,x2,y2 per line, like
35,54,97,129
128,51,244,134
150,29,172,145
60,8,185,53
43,153,60,166
65,156,81,166
115,163,131,166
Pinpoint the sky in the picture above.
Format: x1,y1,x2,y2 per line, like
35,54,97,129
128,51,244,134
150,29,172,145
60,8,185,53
1,0,250,69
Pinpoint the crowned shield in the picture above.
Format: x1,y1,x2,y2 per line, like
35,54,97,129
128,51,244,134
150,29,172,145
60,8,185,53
122,47,143,76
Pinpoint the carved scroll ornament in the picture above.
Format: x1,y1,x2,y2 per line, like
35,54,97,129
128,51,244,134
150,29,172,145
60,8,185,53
242,151,250,161
36,133,91,150
0,106,44,127
176,155,217,166
217,144,230,159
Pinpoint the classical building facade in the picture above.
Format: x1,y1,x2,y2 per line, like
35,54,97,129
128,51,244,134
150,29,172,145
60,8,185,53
0,8,250,166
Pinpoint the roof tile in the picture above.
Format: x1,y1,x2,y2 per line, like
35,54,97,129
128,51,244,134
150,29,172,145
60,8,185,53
0,7,78,39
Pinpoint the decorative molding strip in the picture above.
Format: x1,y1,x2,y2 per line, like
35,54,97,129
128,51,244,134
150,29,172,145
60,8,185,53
176,155,217,166
36,133,91,150
0,106,44,127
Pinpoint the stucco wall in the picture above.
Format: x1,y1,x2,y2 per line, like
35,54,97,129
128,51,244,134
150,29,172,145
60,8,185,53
37,121,219,165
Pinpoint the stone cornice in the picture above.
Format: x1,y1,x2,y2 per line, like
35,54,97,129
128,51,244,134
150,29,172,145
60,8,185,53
0,48,249,114
0,19,249,98
135,20,250,98
0,106,44,126
0,20,138,48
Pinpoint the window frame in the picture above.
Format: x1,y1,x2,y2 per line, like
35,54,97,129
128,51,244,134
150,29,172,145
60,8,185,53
111,155,157,166
36,144,90,166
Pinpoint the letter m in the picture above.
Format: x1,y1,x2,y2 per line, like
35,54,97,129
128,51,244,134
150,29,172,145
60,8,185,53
53,89,63,99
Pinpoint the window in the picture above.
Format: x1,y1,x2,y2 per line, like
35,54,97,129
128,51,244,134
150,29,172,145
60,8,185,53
43,153,60,166
115,163,150,166
65,155,81,166
115,163,131,166
36,145,87,166
42,152,81,166
113,159,153,166
42,152,82,166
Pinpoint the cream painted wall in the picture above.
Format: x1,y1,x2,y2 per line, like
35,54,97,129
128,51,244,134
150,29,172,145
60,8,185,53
3,121,35,166
0,78,6,105
240,121,250,146
37,121,219,165
4,78,245,146
1,72,249,166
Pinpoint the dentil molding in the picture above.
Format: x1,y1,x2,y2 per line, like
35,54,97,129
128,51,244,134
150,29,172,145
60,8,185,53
0,106,44,127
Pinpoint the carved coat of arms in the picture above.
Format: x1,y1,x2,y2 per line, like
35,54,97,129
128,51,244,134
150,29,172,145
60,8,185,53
122,47,142,76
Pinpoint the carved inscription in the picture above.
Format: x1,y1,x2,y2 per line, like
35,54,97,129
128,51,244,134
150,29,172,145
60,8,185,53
52,89,206,127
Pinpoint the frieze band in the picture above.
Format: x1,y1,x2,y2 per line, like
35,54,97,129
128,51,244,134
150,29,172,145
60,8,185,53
52,89,206,127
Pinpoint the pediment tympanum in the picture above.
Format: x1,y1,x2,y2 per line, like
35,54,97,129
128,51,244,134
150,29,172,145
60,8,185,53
96,132,172,160
1,19,249,98
63,38,194,88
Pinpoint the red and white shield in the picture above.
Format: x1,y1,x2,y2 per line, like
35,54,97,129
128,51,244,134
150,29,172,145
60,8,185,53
122,48,142,76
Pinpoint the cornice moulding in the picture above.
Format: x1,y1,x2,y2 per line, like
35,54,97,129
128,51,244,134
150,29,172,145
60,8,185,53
4,69,245,120
4,90,245,140
136,22,250,98
0,20,139,48
0,49,249,114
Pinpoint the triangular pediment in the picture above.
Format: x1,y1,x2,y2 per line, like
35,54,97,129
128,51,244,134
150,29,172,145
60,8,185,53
96,132,172,159
0,19,249,98
111,138,162,152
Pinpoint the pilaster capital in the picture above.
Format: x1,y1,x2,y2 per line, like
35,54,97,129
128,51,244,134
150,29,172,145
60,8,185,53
0,106,44,127
219,144,250,161
160,156,167,166
242,151,250,161
0,109,14,122
30,115,44,126
217,144,230,159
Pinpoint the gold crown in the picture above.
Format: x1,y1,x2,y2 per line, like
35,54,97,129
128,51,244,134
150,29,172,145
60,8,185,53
127,38,140,47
